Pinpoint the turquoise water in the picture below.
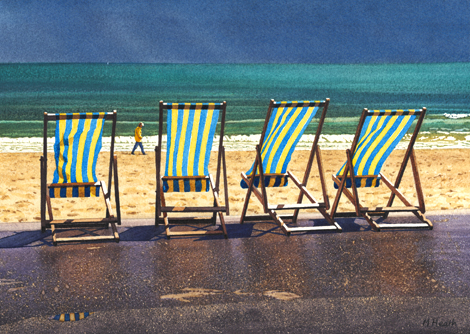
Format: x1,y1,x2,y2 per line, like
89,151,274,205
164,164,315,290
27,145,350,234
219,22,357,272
0,62,469,138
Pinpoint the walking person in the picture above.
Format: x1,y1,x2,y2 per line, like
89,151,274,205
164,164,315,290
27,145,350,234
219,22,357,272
131,122,146,155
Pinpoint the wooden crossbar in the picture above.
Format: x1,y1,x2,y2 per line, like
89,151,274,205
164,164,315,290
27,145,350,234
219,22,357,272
47,218,117,225
165,230,225,236
359,206,420,213
241,214,295,221
286,225,340,233
334,175,380,179
376,223,432,230
160,206,227,213
48,182,99,188
243,173,288,178
162,175,209,180
44,112,115,121
368,110,423,117
51,220,119,245
268,203,325,210
156,217,215,223
54,235,117,243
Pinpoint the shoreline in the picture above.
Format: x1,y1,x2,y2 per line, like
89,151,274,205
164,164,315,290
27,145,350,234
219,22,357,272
1,132,470,153
1,148,469,223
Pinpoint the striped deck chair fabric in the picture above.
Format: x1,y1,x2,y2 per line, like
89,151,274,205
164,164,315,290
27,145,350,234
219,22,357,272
335,109,418,189
163,103,220,193
50,113,106,198
241,101,321,189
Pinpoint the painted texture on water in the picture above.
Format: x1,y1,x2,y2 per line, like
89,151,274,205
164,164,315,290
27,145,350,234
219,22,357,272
0,63,469,149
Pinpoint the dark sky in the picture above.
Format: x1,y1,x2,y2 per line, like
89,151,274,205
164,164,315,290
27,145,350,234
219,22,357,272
1,0,469,63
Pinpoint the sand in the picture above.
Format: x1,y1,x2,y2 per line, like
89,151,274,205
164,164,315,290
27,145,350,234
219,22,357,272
0,149,468,223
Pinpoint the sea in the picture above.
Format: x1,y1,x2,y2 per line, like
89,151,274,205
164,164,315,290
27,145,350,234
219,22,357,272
1,62,469,152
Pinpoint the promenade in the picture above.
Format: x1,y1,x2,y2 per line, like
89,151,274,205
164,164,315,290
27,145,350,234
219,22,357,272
1,210,469,333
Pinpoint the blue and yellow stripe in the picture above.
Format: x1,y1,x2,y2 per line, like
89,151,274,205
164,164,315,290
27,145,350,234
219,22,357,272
163,103,221,192
50,113,106,198
50,312,93,322
336,109,417,188
241,101,321,189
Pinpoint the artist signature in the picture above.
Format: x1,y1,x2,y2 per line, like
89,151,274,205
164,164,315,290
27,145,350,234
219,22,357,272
422,318,457,327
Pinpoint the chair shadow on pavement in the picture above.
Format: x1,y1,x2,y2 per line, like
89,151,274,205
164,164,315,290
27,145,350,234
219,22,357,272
120,223,255,241
0,230,53,248
0,217,374,248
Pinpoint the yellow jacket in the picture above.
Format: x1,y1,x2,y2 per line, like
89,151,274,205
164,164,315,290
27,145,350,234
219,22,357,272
135,126,143,142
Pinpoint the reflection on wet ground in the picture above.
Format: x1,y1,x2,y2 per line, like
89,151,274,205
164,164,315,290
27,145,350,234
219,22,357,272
0,211,469,331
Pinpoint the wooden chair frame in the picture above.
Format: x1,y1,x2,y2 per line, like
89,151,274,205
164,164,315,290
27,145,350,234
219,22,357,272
240,99,341,236
40,111,121,245
330,108,433,231
155,101,229,239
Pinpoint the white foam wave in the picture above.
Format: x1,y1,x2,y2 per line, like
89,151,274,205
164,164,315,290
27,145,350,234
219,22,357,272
444,113,470,119
1,133,470,153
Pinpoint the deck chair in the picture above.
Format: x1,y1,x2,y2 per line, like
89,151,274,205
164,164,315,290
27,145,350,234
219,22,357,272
239,99,341,236
40,111,121,245
155,101,229,239
330,108,433,231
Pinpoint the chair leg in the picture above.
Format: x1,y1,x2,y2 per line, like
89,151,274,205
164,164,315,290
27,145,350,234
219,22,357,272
111,221,120,243
101,181,115,219
46,180,121,244
380,172,433,229
155,182,164,227
40,156,46,233
222,147,230,216
210,174,228,237
159,176,227,239
46,193,54,222
218,211,228,239
362,212,381,231
211,198,217,226
159,188,171,239
240,173,291,235
287,171,340,231
239,173,253,224
113,155,121,225
332,174,380,230
163,214,171,239
269,210,290,236
51,224,57,246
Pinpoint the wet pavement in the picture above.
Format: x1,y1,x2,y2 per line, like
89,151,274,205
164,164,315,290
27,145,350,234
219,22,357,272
0,210,469,333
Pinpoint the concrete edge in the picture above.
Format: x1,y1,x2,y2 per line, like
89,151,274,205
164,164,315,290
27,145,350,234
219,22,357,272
1,208,470,232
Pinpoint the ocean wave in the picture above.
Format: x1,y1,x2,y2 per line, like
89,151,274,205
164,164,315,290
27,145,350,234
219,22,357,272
443,113,470,119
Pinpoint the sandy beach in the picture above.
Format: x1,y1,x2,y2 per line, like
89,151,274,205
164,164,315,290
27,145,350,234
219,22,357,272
0,148,468,224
